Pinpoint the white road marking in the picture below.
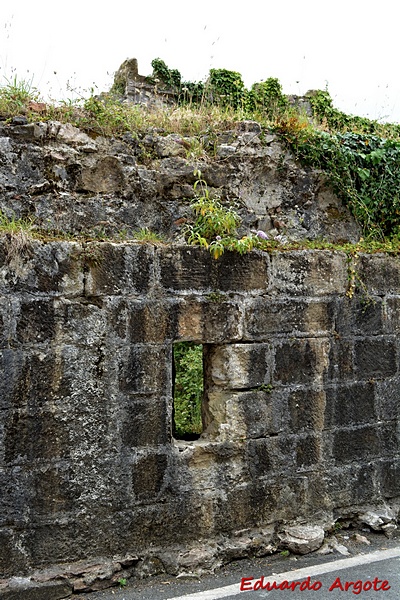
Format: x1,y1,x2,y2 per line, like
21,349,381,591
168,547,400,600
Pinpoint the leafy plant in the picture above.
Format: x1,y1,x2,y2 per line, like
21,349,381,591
118,577,127,587
185,171,263,259
173,342,203,438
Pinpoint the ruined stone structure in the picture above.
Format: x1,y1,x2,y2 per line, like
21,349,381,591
0,119,399,595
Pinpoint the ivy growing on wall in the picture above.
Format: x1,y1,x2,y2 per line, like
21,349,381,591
207,68,246,109
279,117,400,238
151,58,182,89
249,77,288,117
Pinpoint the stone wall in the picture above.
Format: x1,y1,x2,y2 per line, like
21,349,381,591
0,119,361,244
1,239,400,590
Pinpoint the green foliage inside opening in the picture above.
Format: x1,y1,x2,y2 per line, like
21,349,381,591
173,342,203,439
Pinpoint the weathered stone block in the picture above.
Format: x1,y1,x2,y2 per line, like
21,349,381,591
53,298,108,347
0,299,7,348
354,338,397,378
324,383,377,428
375,376,400,420
207,343,271,389
0,241,84,297
0,581,73,599
131,452,169,502
26,519,107,567
159,247,212,292
79,156,124,193
384,296,400,333
296,434,322,468
273,338,330,385
246,436,296,477
127,299,178,343
288,388,326,432
16,299,55,344
322,464,377,508
0,349,67,411
30,464,76,517
244,298,334,339
334,296,384,337
3,408,70,464
211,251,269,292
0,468,34,527
159,247,269,292
85,243,154,296
0,528,30,578
214,485,262,531
235,390,282,438
270,251,347,296
351,463,380,503
326,338,354,382
121,397,170,447
380,460,400,497
118,345,171,395
332,423,397,463
357,254,400,295
177,296,243,343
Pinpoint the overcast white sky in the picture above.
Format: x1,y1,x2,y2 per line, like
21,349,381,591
1,0,400,123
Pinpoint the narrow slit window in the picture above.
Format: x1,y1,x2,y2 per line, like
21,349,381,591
173,342,204,441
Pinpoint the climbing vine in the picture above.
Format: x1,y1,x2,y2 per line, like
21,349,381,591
249,77,288,117
151,58,181,89
278,113,400,239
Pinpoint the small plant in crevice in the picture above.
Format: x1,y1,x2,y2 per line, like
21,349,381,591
0,210,35,262
345,249,375,307
133,227,164,244
80,244,103,268
257,383,273,393
184,170,260,259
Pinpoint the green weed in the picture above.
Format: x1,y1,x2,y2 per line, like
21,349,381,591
0,74,40,115
0,211,36,262
133,227,164,244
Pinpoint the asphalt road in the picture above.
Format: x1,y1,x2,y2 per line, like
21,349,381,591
78,532,400,600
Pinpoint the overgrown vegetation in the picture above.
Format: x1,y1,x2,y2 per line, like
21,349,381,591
2,59,400,243
173,342,203,439
2,65,400,439
279,118,400,239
